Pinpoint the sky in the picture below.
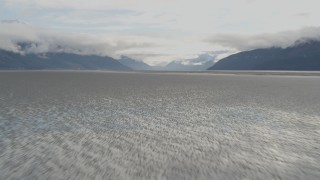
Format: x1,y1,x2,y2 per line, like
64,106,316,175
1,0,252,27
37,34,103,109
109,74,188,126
1,0,320,65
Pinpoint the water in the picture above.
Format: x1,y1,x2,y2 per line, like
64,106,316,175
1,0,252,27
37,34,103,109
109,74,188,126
0,71,319,179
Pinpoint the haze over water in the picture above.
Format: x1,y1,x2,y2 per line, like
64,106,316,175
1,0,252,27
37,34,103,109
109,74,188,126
0,71,319,179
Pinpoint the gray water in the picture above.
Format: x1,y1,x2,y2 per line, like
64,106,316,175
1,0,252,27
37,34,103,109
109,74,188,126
0,71,319,180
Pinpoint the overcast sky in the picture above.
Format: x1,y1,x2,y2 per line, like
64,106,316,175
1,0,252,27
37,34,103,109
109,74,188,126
1,0,320,65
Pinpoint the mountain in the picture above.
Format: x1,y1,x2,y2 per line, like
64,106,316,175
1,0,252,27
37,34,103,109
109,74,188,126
118,56,153,70
208,40,320,71
118,55,215,71
0,49,131,70
164,60,214,71
164,54,215,71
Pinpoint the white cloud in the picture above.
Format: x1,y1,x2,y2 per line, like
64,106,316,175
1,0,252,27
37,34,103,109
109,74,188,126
0,21,157,58
2,0,320,65
0,20,226,65
206,27,320,51
5,0,320,33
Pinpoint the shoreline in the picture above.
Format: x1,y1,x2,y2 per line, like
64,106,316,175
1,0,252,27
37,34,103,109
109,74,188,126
1,70,320,77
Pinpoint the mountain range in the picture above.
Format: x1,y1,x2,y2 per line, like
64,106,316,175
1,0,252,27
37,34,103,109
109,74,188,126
118,54,215,71
208,40,320,71
1,40,320,71
118,56,154,71
0,49,130,70
163,54,215,71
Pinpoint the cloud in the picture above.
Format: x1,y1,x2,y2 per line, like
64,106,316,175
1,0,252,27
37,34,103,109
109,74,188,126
0,20,155,58
2,0,320,65
206,27,320,51
0,20,223,66
173,50,231,65
2,20,320,66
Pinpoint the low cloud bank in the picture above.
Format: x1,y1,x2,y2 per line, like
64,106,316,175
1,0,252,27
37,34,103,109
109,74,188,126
174,51,230,66
0,20,152,58
2,20,320,65
206,27,320,51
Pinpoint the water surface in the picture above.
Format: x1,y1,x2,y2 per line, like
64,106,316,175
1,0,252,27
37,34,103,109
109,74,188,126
0,71,319,179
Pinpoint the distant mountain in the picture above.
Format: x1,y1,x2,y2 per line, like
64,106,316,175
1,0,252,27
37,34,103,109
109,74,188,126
164,61,214,71
0,49,131,70
164,54,215,71
208,40,320,70
118,56,153,70
118,55,215,71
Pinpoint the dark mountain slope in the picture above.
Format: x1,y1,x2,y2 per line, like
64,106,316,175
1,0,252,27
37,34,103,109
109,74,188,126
208,41,320,70
118,56,153,70
0,49,131,70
